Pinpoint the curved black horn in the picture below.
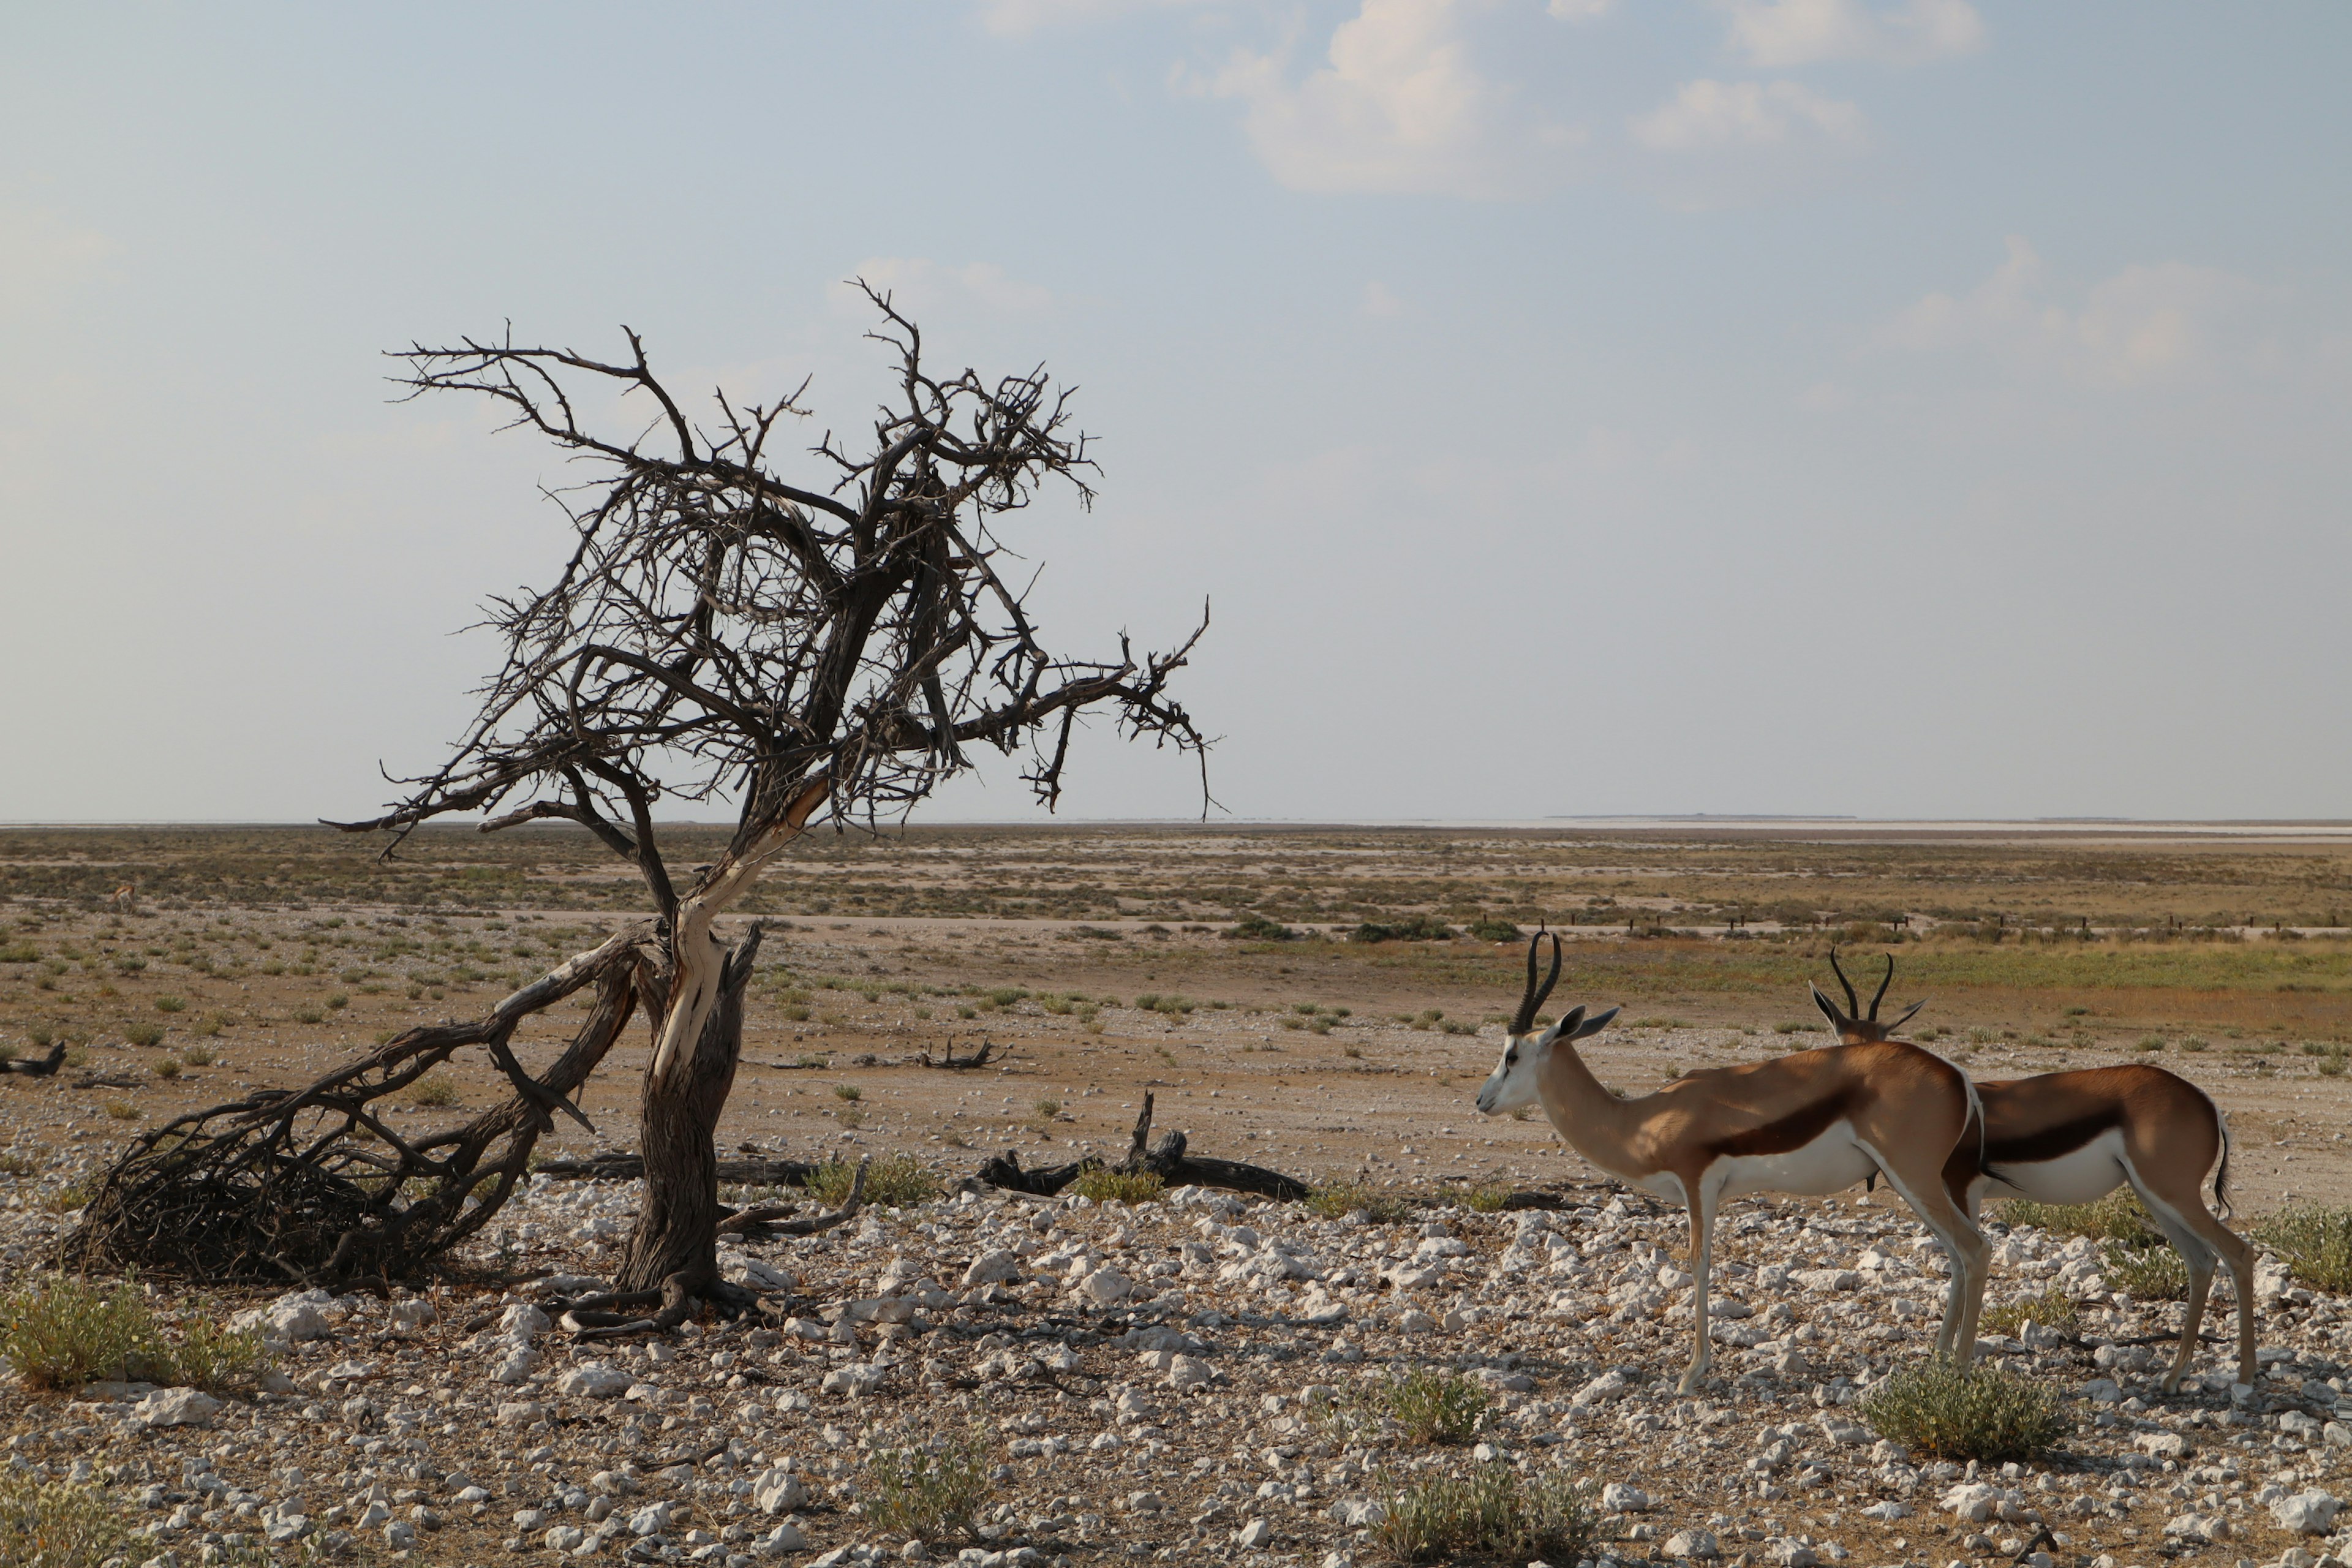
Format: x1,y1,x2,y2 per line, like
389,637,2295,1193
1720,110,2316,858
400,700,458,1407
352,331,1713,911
1513,928,1562,1036
1887,998,1926,1033
1828,946,1859,1019
1869,954,1895,1021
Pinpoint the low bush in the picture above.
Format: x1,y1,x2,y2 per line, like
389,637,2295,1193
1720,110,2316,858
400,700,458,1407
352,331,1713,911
1373,1464,1591,1566
1223,913,1297,941
2252,1205,2352,1294
410,1076,458,1107
1465,917,1524,943
180,1044,216,1067
1351,916,1457,943
2100,1240,2188,1300
1999,1188,2163,1246
862,1431,991,1542
1306,1181,1415,1224
0,1275,265,1392
1072,1168,1165,1204
1382,1368,1491,1444
0,1470,134,1568
122,1021,164,1048
833,1082,862,1102
153,996,186,1014
801,1153,938,1210
1978,1287,2082,1338
1858,1361,2065,1462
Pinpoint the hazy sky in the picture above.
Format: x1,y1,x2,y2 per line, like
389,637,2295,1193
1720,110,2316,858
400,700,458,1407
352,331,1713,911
4,2,2347,826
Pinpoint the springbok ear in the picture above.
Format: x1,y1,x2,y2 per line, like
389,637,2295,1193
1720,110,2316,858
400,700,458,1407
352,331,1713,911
1888,999,1926,1033
1538,1005,1587,1046
1810,984,1846,1029
1567,1005,1621,1041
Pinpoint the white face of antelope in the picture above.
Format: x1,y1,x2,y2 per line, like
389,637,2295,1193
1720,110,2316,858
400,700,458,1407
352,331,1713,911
1475,1029,1547,1116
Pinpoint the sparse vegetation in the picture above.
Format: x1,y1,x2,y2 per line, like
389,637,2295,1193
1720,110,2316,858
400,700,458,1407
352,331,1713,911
1373,1464,1591,1566
122,1020,164,1047
1858,1361,2066,1462
1998,1188,2163,1246
2252,1204,2352,1293
861,1430,992,1542
833,1082,862,1102
801,1153,938,1210
410,1075,459,1107
1308,1180,1415,1223
1381,1368,1492,1444
1223,913,1298,941
1071,1167,1165,1204
0,1275,265,1393
1978,1287,2082,1337
0,1470,134,1568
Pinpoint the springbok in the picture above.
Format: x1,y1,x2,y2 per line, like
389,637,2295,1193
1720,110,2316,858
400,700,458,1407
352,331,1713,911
1813,951,2256,1392
110,883,135,913
1476,932,1990,1392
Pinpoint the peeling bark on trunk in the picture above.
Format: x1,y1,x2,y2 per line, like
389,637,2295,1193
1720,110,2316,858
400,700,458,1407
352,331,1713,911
614,926,763,1294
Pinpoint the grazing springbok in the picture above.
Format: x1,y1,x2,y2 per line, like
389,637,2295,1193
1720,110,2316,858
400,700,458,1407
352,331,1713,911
1814,951,2256,1392
1476,933,1990,1392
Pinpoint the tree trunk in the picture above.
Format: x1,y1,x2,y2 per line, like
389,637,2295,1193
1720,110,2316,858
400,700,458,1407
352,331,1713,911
614,926,763,1293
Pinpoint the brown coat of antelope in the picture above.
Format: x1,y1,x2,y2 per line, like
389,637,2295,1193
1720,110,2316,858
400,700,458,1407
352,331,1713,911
1477,933,1990,1392
1811,951,2256,1391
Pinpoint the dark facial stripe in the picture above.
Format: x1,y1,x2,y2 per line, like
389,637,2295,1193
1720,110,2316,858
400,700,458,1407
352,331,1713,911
1984,1106,2122,1167
1705,1085,1860,1161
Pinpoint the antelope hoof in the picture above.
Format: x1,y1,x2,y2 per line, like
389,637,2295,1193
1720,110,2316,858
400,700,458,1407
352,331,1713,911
1677,1365,1707,1395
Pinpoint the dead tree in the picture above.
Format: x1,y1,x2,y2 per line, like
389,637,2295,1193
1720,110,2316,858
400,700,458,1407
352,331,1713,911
104,289,1201,1308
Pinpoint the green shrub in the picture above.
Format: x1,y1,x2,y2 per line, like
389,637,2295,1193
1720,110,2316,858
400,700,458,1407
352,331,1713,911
2252,1205,2352,1294
122,1021,164,1048
0,1275,264,1392
153,995,186,1014
152,1057,181,1080
833,1082,862,1102
410,1076,459,1107
1466,918,1524,943
0,1470,134,1568
1978,1287,2081,1338
1373,1464,1591,1566
1858,1362,2066,1461
1223,913,1297,941
1307,1180,1415,1223
325,992,349,1011
2100,1240,2188,1300
293,1005,325,1025
1072,1168,1164,1204
800,1153,938,1210
1998,1188,2163,1246
1352,916,1457,943
181,1043,216,1066
1448,1182,1513,1214
1382,1368,1492,1444
862,1431,991,1542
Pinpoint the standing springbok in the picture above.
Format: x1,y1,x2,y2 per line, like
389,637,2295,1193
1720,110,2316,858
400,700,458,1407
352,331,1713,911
1812,951,2256,1392
1476,932,1990,1392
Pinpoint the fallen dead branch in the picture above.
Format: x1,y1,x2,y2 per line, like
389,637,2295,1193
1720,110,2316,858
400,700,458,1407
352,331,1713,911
916,1038,1001,1070
1,1044,65,1077
978,1093,1313,1202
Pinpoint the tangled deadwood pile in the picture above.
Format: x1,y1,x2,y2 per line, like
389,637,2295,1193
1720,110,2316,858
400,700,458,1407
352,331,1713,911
63,929,648,1286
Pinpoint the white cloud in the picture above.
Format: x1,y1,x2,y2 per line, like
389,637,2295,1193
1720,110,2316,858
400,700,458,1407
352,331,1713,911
1722,0,1985,68
974,0,1208,37
0,203,115,314
1630,78,1865,151
1362,280,1403,317
834,258,1054,318
1185,0,1581,199
1878,236,2258,387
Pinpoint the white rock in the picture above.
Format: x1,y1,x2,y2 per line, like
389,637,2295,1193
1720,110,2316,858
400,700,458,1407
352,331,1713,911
1664,1528,1722,1559
557,1362,633,1398
963,1250,1021,1287
1793,1268,1861,1292
384,1518,418,1549
231,1292,333,1348
1237,1518,1273,1548
1603,1483,1654,1512
544,1524,586,1551
821,1362,888,1396
132,1388,221,1429
495,1400,546,1426
1078,1266,1133,1303
1860,1501,1911,1521
2136,1431,2192,1461
1395,1310,1436,1334
491,1348,538,1385
756,1519,810,1553
2269,1489,2342,1535
1167,1354,1216,1392
388,1298,437,1333
1328,1498,1387,1527
499,1302,552,1343
753,1471,807,1514
628,1501,672,1536
2162,1512,2231,1543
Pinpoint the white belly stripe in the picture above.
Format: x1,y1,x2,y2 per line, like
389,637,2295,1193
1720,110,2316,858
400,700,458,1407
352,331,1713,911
1714,1120,1879,1199
1981,1126,2128,1205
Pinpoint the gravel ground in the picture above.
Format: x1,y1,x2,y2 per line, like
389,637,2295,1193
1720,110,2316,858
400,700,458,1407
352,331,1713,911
4,1143,2350,1568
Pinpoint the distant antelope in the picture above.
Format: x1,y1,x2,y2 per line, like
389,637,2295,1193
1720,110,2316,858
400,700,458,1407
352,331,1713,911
110,883,135,913
1476,933,1989,1392
1813,950,2255,1391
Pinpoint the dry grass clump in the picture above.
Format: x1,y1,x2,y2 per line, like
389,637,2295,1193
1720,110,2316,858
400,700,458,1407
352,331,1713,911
0,1274,265,1392
1858,1361,2065,1462
1373,1463,1591,1566
1071,1168,1165,1204
1999,1188,2163,1246
1381,1368,1492,1445
2253,1204,2352,1293
409,1074,459,1107
1308,1181,1415,1224
0,1471,134,1568
861,1430,992,1542
801,1153,937,1210
2100,1240,2189,1300
1979,1287,2082,1338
